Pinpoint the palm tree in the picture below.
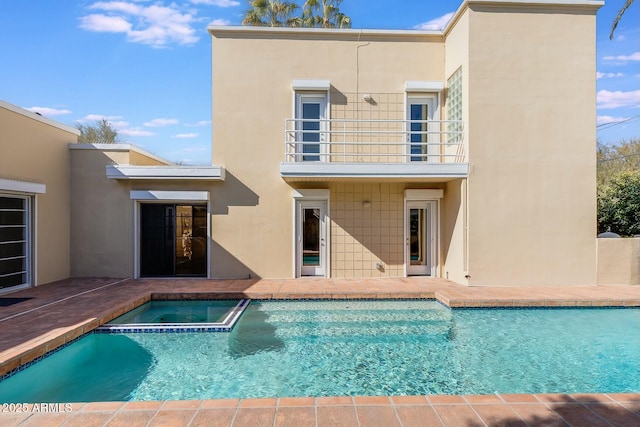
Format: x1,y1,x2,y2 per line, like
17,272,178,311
610,0,634,39
242,0,301,27
303,0,351,28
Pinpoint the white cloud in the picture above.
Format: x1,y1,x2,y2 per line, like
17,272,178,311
185,120,211,127
119,128,156,136
190,0,239,6
175,133,199,138
597,115,629,126
603,52,640,62
23,107,72,116
79,1,199,47
596,72,624,79
208,18,230,26
597,90,640,109
80,114,124,121
414,12,454,31
616,35,626,42
183,146,207,152
144,118,179,127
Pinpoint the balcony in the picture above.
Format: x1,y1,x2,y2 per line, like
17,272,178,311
280,118,468,182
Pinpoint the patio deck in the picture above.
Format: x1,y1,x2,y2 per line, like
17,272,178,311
0,277,638,426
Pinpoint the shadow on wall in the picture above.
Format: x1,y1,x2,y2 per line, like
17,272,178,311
211,170,259,215
210,240,262,280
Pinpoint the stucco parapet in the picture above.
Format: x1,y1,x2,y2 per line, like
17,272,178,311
0,99,80,136
208,25,442,42
68,143,171,166
444,0,602,37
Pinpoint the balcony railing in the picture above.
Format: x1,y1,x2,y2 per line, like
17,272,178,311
284,119,465,164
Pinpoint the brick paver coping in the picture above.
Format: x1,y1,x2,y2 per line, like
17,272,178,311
0,277,638,426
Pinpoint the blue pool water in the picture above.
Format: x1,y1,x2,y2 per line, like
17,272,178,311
0,300,638,402
107,300,239,324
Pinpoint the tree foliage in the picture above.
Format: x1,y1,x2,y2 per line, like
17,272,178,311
597,138,640,235
242,0,351,28
610,0,635,39
598,170,640,236
77,119,120,144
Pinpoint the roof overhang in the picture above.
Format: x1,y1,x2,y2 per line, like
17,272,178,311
106,165,225,181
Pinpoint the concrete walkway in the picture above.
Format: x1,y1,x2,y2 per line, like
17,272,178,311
0,277,638,426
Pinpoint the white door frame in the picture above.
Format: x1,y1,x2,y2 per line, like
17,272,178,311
405,95,438,162
404,189,442,277
295,93,328,162
296,200,328,277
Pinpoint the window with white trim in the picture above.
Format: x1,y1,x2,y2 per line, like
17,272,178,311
295,92,328,162
0,195,30,290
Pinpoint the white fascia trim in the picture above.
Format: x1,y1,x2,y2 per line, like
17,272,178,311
292,79,331,91
208,25,440,38
0,100,80,136
106,165,225,181
405,189,444,200
69,143,172,165
130,190,210,201
280,163,469,178
292,189,330,199
0,178,46,194
405,81,445,92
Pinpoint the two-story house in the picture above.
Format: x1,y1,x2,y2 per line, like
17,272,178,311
205,0,600,285
3,0,605,294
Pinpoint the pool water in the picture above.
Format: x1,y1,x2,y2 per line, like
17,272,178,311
0,300,638,402
107,300,239,324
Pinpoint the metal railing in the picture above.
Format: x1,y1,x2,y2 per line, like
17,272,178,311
284,118,465,163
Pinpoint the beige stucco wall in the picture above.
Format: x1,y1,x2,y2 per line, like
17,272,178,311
597,238,640,286
70,147,134,277
0,103,76,286
464,4,599,286
210,30,448,278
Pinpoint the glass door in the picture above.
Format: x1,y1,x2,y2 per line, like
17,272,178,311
140,204,207,277
406,201,436,276
296,94,327,161
297,201,327,276
407,97,436,162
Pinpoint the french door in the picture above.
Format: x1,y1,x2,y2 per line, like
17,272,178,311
296,94,327,161
140,204,207,277
407,97,437,162
297,201,327,276
406,201,437,276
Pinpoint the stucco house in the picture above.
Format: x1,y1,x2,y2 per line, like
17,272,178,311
4,0,637,294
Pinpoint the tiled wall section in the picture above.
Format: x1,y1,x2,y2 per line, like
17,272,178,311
330,92,405,163
330,183,405,277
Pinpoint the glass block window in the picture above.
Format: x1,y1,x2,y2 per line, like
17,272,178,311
0,195,29,290
447,67,463,143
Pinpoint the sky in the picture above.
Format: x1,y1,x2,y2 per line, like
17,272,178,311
0,0,638,164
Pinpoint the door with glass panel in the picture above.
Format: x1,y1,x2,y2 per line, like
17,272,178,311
297,201,327,276
0,196,30,291
406,201,437,276
296,94,327,161
407,97,436,162
140,204,207,277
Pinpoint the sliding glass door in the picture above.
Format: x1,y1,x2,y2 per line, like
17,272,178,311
140,204,207,277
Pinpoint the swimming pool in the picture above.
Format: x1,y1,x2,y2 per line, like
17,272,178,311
0,300,638,402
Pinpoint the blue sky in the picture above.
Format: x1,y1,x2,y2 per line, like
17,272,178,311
0,0,638,164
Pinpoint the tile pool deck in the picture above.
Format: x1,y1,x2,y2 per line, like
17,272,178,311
0,277,638,426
